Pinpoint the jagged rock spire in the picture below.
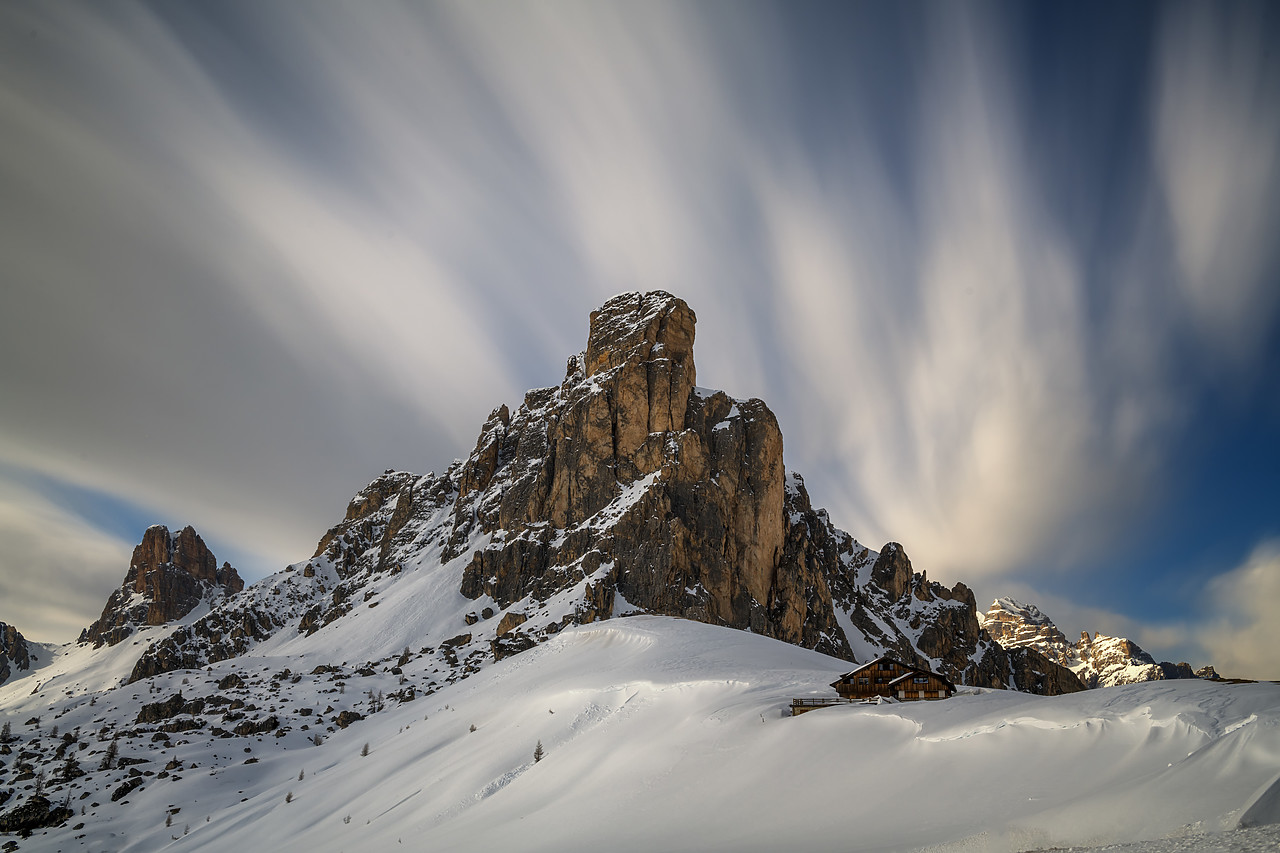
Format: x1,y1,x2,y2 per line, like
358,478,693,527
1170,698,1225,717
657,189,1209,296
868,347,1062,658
80,524,243,647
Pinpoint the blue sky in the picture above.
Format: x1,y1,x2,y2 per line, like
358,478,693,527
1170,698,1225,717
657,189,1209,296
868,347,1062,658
1,1,1277,677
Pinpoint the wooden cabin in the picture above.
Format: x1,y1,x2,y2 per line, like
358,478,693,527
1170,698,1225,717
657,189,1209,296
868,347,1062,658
887,669,954,701
829,657,956,702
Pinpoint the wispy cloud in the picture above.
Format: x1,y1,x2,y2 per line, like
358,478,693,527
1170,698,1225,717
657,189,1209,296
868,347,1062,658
1156,1,1280,359
758,2,1280,586
0,2,1275,645
758,7,1124,579
0,480,131,643
1196,541,1280,680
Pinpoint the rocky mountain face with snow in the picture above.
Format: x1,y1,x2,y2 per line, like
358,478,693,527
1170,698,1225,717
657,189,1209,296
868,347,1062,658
0,623,33,687
980,597,1078,667
110,291,1079,697
980,597,1208,688
79,525,244,649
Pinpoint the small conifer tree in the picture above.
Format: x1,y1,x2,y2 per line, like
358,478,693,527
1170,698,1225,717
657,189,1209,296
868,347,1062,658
534,740,544,763
360,742,369,757
0,720,10,742
101,737,119,770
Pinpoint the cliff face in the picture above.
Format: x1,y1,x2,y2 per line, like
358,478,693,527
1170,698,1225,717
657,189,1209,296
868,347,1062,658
79,525,243,648
981,597,1079,667
0,621,32,686
447,292,848,658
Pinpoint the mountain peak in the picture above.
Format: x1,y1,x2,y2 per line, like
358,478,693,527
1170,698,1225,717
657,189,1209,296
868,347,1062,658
127,293,1082,696
584,290,696,381
983,596,1215,688
79,524,244,647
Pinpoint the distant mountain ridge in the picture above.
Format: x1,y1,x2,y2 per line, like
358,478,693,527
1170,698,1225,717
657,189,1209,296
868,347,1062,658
113,291,1080,696
980,596,1216,687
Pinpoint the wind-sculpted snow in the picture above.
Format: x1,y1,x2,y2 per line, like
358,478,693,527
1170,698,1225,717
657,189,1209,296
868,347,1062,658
2,617,1278,852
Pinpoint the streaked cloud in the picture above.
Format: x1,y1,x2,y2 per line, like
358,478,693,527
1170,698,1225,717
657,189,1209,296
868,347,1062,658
0,1,1275,652
1156,1,1280,358
1197,541,1280,681
0,480,131,643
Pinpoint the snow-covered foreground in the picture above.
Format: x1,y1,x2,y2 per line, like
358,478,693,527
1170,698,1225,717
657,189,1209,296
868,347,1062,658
7,616,1280,852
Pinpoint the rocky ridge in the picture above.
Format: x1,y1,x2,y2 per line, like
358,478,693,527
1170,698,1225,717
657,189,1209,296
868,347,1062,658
0,623,32,687
79,525,244,649
121,291,1079,696
980,597,1209,688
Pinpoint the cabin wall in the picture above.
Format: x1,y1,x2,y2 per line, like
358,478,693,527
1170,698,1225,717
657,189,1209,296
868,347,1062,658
894,673,952,701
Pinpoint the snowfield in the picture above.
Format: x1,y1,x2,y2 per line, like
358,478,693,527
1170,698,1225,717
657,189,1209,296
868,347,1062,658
3,616,1278,852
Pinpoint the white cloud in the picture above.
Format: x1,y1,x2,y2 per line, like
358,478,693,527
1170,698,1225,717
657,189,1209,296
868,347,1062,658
757,8,1129,582
1156,1,1280,358
982,543,1280,681
0,482,131,644
1198,541,1280,681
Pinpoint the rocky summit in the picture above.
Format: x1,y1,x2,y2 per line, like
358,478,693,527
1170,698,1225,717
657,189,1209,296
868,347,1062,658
980,597,1210,688
115,291,1079,695
79,525,243,648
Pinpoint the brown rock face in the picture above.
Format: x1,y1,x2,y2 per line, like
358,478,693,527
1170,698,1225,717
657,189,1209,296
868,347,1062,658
1003,646,1087,695
0,622,32,686
870,544,913,602
80,525,244,648
451,290,848,657
981,598,1078,667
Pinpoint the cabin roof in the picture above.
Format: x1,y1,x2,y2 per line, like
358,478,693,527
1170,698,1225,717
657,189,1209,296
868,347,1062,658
834,656,898,680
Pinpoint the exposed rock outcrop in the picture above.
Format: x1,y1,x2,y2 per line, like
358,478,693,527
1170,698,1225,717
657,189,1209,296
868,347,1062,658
0,795,74,834
980,597,1077,667
0,621,32,686
1073,632,1166,687
447,291,848,658
80,525,243,648
981,598,1213,689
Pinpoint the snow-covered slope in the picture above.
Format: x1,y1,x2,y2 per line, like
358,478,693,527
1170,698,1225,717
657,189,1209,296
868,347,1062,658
3,617,1277,852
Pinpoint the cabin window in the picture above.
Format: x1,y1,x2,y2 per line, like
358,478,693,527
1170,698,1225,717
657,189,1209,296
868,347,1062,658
858,677,869,685
878,662,891,670
875,677,887,684
913,676,929,684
